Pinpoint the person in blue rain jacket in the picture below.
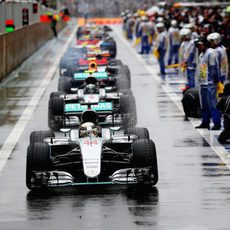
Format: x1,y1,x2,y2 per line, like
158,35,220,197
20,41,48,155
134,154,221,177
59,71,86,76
138,16,151,54
183,32,199,88
168,20,180,66
207,32,228,84
195,35,221,130
155,22,168,78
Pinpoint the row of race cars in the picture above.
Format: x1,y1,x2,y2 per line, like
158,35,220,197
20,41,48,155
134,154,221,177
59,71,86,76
26,23,158,190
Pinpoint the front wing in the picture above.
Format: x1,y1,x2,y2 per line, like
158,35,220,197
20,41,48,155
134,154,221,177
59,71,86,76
29,168,155,189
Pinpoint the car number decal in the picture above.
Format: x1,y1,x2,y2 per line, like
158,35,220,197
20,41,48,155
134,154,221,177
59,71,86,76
83,139,98,145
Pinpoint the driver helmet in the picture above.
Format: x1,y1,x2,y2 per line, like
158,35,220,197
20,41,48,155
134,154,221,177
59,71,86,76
85,83,97,94
79,122,99,137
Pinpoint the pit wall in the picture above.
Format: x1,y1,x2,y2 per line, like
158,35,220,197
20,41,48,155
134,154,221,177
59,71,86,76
0,21,65,81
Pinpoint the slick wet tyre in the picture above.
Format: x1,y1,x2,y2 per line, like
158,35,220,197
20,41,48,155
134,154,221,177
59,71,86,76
49,97,64,116
48,97,64,131
108,59,123,66
49,91,62,99
118,65,130,78
58,77,72,93
26,142,51,189
132,139,158,184
116,76,130,90
118,89,133,96
30,130,55,144
125,127,149,139
120,95,137,127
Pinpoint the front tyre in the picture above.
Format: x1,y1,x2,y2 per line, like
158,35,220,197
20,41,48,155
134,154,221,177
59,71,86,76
132,139,158,185
26,142,51,190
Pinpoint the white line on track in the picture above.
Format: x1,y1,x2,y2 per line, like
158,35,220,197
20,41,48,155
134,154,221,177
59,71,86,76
113,27,230,169
0,24,78,173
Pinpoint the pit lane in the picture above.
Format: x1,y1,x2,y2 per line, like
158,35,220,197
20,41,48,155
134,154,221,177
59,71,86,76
0,20,230,230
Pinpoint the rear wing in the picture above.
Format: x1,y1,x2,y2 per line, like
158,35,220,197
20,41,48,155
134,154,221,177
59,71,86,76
65,102,113,113
79,58,108,66
63,101,119,119
73,72,108,80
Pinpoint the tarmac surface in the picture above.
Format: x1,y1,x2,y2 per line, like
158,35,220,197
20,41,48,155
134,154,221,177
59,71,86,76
0,20,230,230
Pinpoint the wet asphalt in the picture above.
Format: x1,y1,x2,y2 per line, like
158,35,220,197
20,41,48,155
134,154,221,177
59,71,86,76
0,21,230,230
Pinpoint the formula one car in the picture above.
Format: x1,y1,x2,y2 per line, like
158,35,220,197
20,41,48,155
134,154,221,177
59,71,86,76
26,110,158,190
58,63,131,93
76,25,113,40
48,81,137,131
76,25,116,57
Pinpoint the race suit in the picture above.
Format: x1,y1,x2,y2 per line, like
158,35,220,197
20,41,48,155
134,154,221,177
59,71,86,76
197,48,221,126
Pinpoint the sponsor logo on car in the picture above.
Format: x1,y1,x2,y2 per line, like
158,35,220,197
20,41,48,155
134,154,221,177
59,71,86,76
65,102,113,112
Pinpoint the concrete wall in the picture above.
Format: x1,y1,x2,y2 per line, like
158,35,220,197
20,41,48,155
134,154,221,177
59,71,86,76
0,20,65,81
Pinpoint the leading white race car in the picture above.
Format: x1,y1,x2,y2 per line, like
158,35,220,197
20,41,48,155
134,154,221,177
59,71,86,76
26,111,158,190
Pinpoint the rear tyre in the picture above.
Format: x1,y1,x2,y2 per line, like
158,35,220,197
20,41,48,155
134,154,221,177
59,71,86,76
49,91,62,99
120,95,137,127
116,75,130,90
125,127,149,139
118,65,130,78
108,59,123,66
48,97,64,131
30,130,55,144
58,77,72,93
118,89,133,96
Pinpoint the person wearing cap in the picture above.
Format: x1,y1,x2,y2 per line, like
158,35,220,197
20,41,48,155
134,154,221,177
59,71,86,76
195,35,221,130
216,83,230,143
154,22,168,78
207,32,228,84
168,20,180,66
